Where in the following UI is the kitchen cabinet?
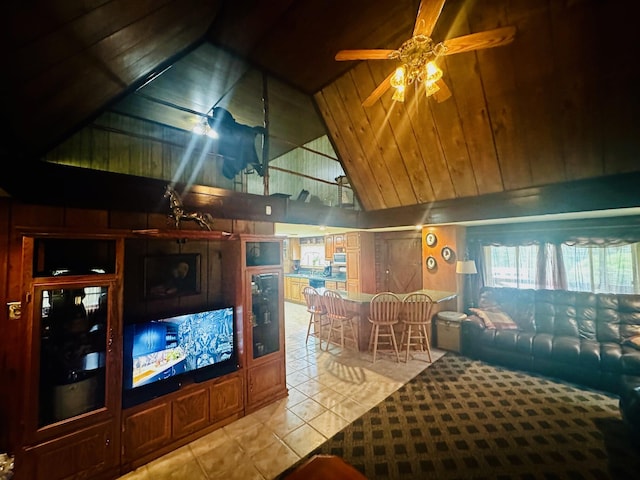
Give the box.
[325,234,346,259]
[325,280,346,292]
[324,234,334,259]
[284,276,309,303]
[345,232,375,294]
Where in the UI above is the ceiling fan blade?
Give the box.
[432,79,451,103]
[440,26,516,56]
[413,0,446,37]
[335,49,395,61]
[362,71,394,107]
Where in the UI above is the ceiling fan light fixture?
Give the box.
[391,66,406,88]
[425,81,440,97]
[392,84,405,102]
[391,65,407,101]
[425,61,442,83]
[335,1,516,107]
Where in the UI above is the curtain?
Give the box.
[536,243,567,290]
[467,241,485,307]
[561,243,638,294]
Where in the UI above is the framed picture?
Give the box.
[144,253,201,299]
[441,246,455,263]
[425,232,437,247]
[426,256,437,271]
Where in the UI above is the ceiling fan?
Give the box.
[335,0,516,107]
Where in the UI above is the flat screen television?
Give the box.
[122,306,238,408]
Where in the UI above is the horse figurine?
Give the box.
[164,185,214,231]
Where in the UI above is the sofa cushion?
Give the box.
[579,340,601,370]
[551,336,580,365]
[532,333,554,358]
[621,352,640,375]
[600,343,623,373]
[470,308,518,330]
[619,295,640,339]
[597,294,621,343]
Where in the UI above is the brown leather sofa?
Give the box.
[460,287,640,403]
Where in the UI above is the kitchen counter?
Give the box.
[314,288,458,351]
[315,289,456,305]
[284,272,346,282]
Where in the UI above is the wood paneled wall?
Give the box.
[422,225,466,309]
[315,0,640,212]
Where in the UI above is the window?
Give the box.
[484,245,538,288]
[483,242,640,294]
[300,244,325,267]
[561,243,639,294]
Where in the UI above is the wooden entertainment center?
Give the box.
[13,227,287,480]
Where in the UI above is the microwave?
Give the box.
[333,252,347,265]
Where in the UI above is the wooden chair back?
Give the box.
[369,292,402,325]
[402,292,434,325]
[323,289,351,320]
[302,286,326,315]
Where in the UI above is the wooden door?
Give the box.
[381,235,422,294]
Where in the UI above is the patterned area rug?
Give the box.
[280,354,640,479]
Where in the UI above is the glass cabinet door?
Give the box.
[36,284,110,427]
[249,272,281,360]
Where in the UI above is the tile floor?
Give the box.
[118,301,445,480]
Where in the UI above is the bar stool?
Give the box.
[367,292,402,363]
[323,289,359,351]
[400,292,434,363]
[302,286,328,348]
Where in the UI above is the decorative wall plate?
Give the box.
[441,246,454,262]
[425,232,437,247]
[426,256,437,271]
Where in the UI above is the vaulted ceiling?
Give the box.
[3,0,640,220]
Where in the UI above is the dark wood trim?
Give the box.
[3,163,639,230]
[362,172,640,228]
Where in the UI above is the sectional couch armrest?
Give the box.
[460,315,485,356]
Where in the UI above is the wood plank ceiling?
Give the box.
[3,0,640,217]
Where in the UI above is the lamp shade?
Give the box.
[456,260,477,274]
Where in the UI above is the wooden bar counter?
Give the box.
[316,288,457,351]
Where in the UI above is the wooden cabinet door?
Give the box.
[284,276,292,300]
[347,279,360,294]
[210,374,244,423]
[346,250,360,282]
[21,420,119,480]
[324,234,334,259]
[291,279,300,302]
[122,401,171,463]
[334,234,346,250]
[172,386,209,439]
[345,233,359,249]
[246,359,286,411]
